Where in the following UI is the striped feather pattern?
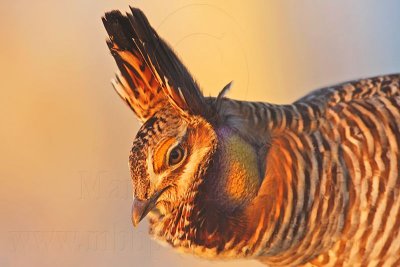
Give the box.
[215,74,400,266]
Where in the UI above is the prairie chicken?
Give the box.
[102,7,400,267]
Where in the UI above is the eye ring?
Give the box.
[168,145,185,166]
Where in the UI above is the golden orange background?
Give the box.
[1,1,400,266]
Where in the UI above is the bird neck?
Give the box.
[167,126,263,258]
[216,98,323,143]
[209,127,261,210]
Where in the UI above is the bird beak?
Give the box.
[131,186,169,227]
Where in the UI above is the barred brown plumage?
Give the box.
[103,7,400,267]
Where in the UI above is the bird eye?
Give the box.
[168,145,185,166]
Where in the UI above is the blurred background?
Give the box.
[1,0,400,266]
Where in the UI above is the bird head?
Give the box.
[129,108,217,226]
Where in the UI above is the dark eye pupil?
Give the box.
[169,146,184,166]
[171,150,179,159]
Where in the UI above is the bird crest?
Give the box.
[102,8,212,123]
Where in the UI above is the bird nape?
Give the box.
[102,6,400,267]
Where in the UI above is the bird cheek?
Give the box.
[155,202,168,215]
[154,186,175,213]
